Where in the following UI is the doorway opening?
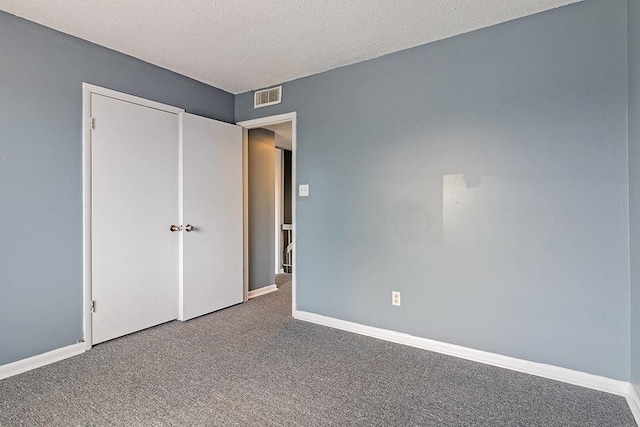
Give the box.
[238,113,297,314]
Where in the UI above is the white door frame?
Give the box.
[237,113,297,314]
[82,83,184,350]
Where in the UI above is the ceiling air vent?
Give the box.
[254,86,282,108]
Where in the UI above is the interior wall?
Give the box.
[283,150,293,225]
[0,11,234,366]
[236,0,630,380]
[248,128,276,291]
[628,0,640,394]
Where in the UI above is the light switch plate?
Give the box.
[299,184,309,197]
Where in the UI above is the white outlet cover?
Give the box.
[392,291,401,306]
[299,184,309,197]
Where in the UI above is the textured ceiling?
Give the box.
[0,0,580,94]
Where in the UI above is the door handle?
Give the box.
[185,224,197,232]
[170,225,182,232]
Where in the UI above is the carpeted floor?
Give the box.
[0,274,636,426]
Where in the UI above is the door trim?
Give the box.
[237,113,298,314]
[82,83,184,350]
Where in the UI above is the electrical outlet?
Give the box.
[299,184,309,197]
[392,291,401,306]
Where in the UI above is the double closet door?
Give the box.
[90,93,243,345]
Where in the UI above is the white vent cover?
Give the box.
[254,86,282,108]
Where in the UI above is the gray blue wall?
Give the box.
[629,0,640,394]
[236,0,630,380]
[0,11,234,365]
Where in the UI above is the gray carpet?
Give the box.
[0,274,635,426]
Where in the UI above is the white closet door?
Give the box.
[91,94,179,344]
[180,113,243,321]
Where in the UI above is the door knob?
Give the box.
[185,224,196,232]
[170,225,182,232]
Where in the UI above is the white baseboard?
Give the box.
[627,383,640,426]
[293,310,630,397]
[0,343,85,381]
[247,284,278,300]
